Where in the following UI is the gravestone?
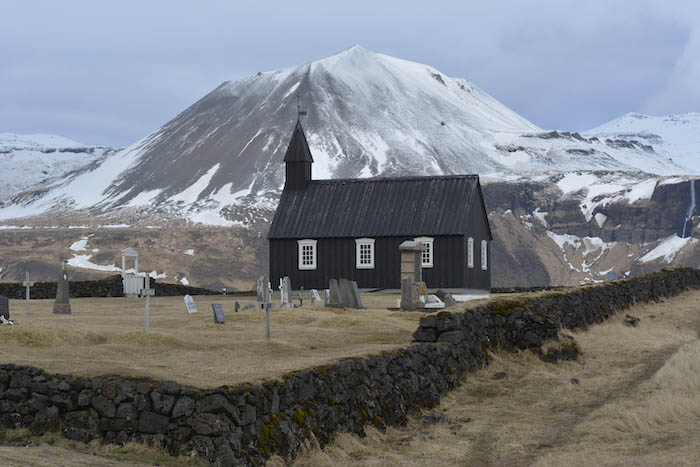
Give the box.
[0,295,9,320]
[242,304,256,311]
[424,294,445,309]
[142,277,155,333]
[338,279,354,307]
[184,295,198,314]
[279,276,292,308]
[311,289,321,304]
[222,287,227,296]
[234,301,240,313]
[23,272,34,313]
[212,304,226,324]
[327,279,342,307]
[53,266,71,314]
[350,281,364,308]
[256,276,266,302]
[345,280,364,309]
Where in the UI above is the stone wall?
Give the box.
[0,275,124,300]
[1,267,699,466]
[415,267,700,349]
[0,275,235,300]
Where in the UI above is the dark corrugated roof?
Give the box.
[283,120,314,163]
[268,175,483,239]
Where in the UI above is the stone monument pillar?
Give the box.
[399,240,423,309]
[53,263,72,314]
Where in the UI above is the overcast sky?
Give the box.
[2,0,699,146]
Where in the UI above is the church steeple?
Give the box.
[283,119,314,190]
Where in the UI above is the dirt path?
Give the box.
[289,290,700,467]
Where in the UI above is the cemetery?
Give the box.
[0,289,429,387]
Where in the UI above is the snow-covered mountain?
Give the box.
[587,112,700,174]
[0,46,685,225]
[0,133,117,204]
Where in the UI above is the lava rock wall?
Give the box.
[0,275,230,300]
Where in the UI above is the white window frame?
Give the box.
[468,237,474,268]
[415,236,434,268]
[481,240,488,270]
[298,239,317,270]
[355,238,375,269]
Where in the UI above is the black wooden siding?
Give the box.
[464,186,492,291]
[270,235,466,290]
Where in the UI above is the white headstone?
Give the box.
[424,294,445,309]
[279,276,292,308]
[184,294,198,314]
[312,289,321,303]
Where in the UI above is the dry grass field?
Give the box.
[288,289,700,467]
[3,290,700,466]
[0,293,421,387]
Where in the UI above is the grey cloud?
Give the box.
[0,0,698,145]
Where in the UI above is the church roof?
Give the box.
[268,175,491,239]
[283,119,314,163]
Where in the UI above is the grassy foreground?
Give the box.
[0,294,420,387]
[287,289,700,467]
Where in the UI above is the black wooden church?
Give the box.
[268,120,492,291]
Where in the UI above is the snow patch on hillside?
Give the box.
[639,235,696,263]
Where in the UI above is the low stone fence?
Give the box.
[1,267,699,466]
[0,275,124,300]
[415,267,700,348]
[0,275,233,300]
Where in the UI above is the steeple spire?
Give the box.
[283,119,313,190]
[283,119,314,163]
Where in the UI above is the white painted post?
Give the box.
[265,303,271,341]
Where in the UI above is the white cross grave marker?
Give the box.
[22,272,35,313]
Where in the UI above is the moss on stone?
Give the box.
[488,297,534,315]
[293,408,306,426]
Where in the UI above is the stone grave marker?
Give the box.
[312,289,321,304]
[401,276,421,309]
[212,304,226,324]
[234,301,240,313]
[23,272,34,313]
[338,279,355,307]
[53,264,71,314]
[279,276,292,308]
[256,276,266,302]
[242,303,255,311]
[184,295,198,314]
[349,280,364,309]
[142,277,155,332]
[327,279,341,307]
[0,295,9,320]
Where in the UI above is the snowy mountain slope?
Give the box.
[0,46,686,226]
[0,133,116,204]
[587,112,700,174]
